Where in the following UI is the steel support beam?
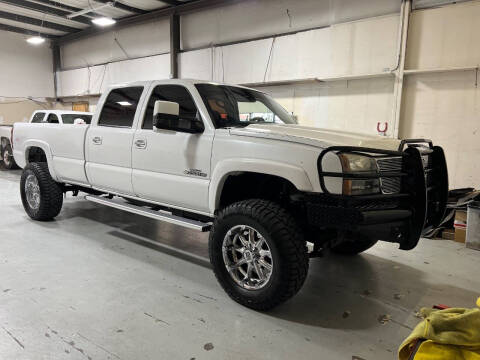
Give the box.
[55,0,239,45]
[0,0,91,25]
[160,0,182,5]
[0,22,57,38]
[92,0,147,14]
[32,0,86,13]
[170,13,180,78]
[391,0,411,139]
[52,43,61,98]
[0,10,79,33]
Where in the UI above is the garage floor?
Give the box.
[1,167,479,360]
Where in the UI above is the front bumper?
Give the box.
[306,139,448,250]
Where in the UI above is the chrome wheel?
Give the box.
[25,174,41,210]
[222,225,273,290]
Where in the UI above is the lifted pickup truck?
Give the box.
[1,110,92,169]
[12,79,448,310]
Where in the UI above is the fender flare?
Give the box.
[209,158,313,213]
[23,140,58,181]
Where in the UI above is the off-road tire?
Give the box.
[20,162,63,221]
[2,144,17,169]
[331,236,378,255]
[209,199,309,310]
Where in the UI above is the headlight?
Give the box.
[338,153,377,172]
[338,153,380,195]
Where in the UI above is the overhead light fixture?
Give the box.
[116,101,132,106]
[26,36,45,45]
[92,17,116,27]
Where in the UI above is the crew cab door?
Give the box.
[132,84,213,213]
[86,86,146,195]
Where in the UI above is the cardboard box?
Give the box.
[442,228,455,241]
[454,210,467,243]
[455,228,466,243]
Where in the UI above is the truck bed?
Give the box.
[13,123,90,184]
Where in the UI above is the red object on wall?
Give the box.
[377,122,388,136]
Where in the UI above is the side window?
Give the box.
[31,112,45,123]
[46,114,59,124]
[142,85,198,130]
[98,87,143,128]
[61,114,92,124]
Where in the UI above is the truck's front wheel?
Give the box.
[20,163,63,221]
[209,199,309,310]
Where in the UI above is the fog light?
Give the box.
[343,179,380,195]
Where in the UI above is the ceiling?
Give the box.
[0,0,195,39]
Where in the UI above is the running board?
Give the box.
[84,195,212,232]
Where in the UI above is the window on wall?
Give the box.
[31,112,45,123]
[142,85,198,130]
[98,87,144,128]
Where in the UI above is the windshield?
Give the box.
[195,84,296,128]
[61,114,92,124]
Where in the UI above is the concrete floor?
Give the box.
[0,166,479,360]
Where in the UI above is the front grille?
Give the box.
[376,157,403,194]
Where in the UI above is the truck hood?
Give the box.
[229,124,401,151]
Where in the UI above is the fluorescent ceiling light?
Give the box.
[92,17,116,26]
[116,101,132,106]
[26,36,45,45]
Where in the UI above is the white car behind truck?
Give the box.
[1,110,92,169]
[12,79,449,310]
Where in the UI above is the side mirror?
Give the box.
[73,118,86,125]
[153,100,180,131]
[153,100,204,134]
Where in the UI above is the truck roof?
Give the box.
[106,78,261,93]
[32,110,93,115]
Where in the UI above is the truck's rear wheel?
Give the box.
[2,144,17,169]
[209,199,309,310]
[331,236,378,255]
[20,163,63,221]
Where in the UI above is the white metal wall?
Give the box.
[260,78,395,133]
[56,54,170,96]
[180,0,400,50]
[0,31,54,98]
[0,31,55,124]
[400,1,480,188]
[400,71,479,188]
[180,15,399,84]
[61,19,170,69]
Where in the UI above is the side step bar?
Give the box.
[85,195,212,232]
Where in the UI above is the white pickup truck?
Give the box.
[29,110,93,125]
[12,79,448,310]
[1,110,92,169]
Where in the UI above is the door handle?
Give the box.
[134,139,146,149]
[92,136,102,145]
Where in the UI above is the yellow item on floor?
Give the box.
[399,298,480,360]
